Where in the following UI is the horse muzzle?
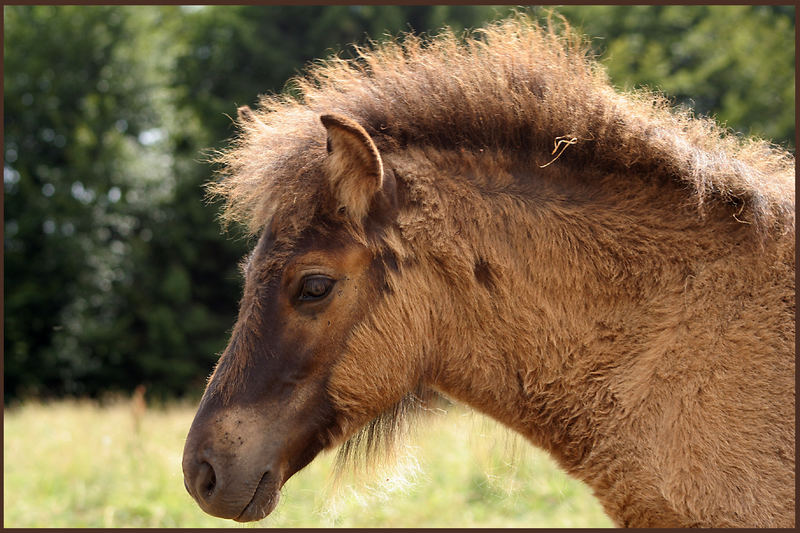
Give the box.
[182,403,288,521]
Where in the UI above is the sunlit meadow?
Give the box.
[4,397,612,527]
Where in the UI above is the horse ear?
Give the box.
[320,113,385,221]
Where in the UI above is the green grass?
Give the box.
[4,398,613,527]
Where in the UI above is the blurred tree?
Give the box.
[4,6,172,398]
[4,5,253,401]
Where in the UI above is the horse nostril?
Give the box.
[197,461,217,498]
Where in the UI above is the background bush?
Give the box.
[4,5,795,402]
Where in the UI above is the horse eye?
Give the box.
[298,275,334,301]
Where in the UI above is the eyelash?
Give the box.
[297,275,335,302]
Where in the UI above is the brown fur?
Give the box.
[188,16,795,527]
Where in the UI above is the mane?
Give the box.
[210,15,794,238]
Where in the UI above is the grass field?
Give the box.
[4,397,613,527]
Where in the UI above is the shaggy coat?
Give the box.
[183,18,795,527]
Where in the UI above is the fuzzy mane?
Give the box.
[210,15,794,239]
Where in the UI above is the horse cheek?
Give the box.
[323,297,420,439]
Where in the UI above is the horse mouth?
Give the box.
[234,470,281,522]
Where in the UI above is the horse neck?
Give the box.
[405,159,768,469]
